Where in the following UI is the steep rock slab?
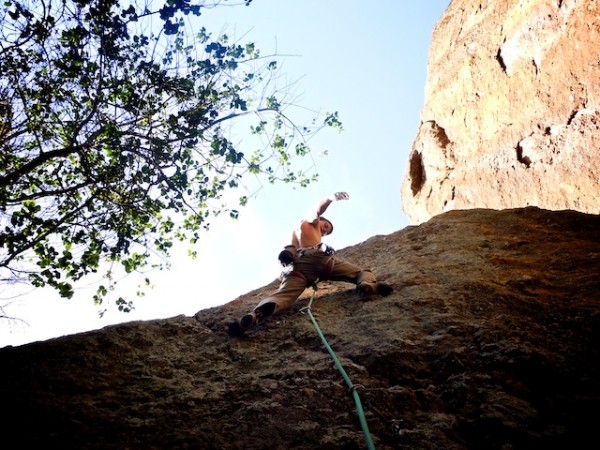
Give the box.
[401,0,600,224]
[0,208,599,449]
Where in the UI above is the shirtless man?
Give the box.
[228,192,393,336]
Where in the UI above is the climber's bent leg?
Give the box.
[327,258,393,296]
[228,274,308,336]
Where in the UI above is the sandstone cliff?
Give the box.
[401,0,600,224]
[1,207,598,449]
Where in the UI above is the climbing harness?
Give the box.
[302,282,376,450]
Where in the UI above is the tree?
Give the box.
[0,0,341,313]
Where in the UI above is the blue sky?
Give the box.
[0,0,450,347]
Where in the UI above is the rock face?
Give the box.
[1,207,599,450]
[401,0,600,224]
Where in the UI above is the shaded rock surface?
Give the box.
[1,207,599,449]
[401,0,600,224]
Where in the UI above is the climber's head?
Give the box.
[320,217,334,236]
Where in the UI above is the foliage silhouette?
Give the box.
[0,0,341,313]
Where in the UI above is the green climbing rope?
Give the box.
[304,284,376,450]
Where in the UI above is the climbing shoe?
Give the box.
[357,282,375,295]
[240,313,256,329]
[228,320,244,337]
[357,281,393,297]
[376,282,393,296]
[227,312,259,337]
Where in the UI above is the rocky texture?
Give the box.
[401,0,600,224]
[1,207,599,449]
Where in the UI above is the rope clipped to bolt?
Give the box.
[302,281,376,450]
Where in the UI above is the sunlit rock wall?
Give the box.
[401,0,600,224]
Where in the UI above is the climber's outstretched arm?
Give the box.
[308,192,349,223]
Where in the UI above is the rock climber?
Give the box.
[228,191,393,337]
